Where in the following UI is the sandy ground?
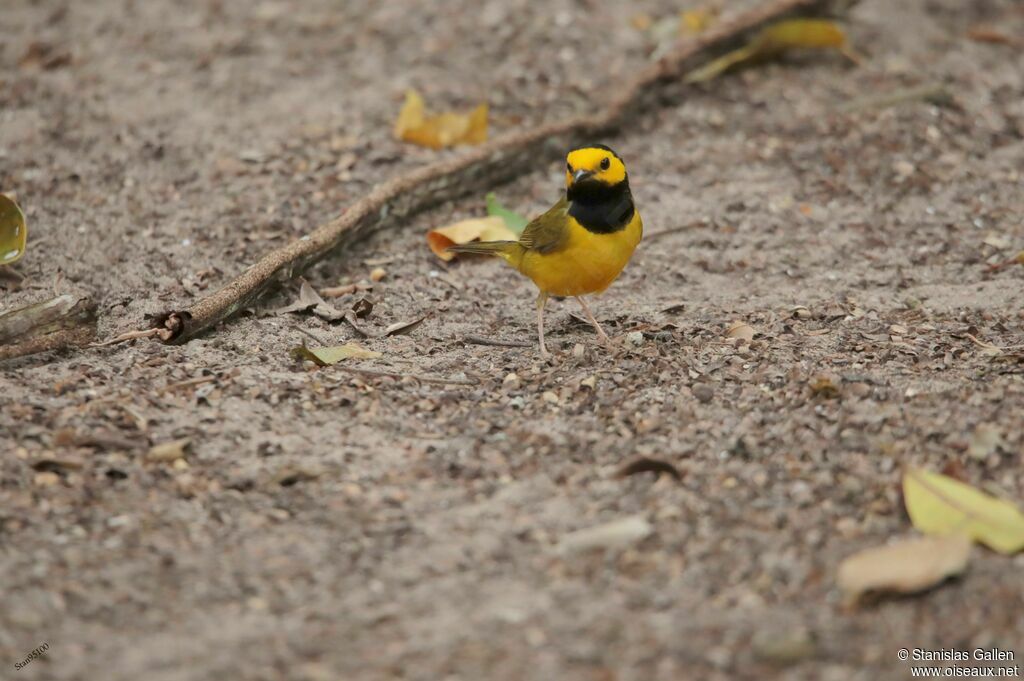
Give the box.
[2,0,1024,679]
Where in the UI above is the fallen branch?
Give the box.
[123,0,851,346]
[0,294,97,362]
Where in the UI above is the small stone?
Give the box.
[580,375,597,390]
[893,160,915,179]
[753,626,816,664]
[572,343,585,358]
[692,384,714,403]
[369,267,387,282]
[968,424,1002,460]
[503,372,521,389]
[34,471,60,487]
[541,390,559,404]
[626,331,645,347]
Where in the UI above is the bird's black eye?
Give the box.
[567,162,573,173]
[600,157,610,171]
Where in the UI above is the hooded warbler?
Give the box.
[449,144,642,357]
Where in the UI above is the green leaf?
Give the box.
[903,469,1024,554]
[485,192,529,236]
[291,343,382,366]
[0,194,27,265]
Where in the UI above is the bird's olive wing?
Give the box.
[519,197,569,255]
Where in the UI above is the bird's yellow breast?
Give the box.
[518,211,642,297]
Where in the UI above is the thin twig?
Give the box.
[643,220,708,243]
[462,335,532,348]
[92,327,161,347]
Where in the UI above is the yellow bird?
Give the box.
[449,144,642,357]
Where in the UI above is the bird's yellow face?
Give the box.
[565,146,627,189]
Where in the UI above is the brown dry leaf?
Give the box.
[725,320,755,341]
[427,216,516,261]
[837,534,971,605]
[384,316,426,337]
[809,375,840,398]
[615,456,682,482]
[147,438,191,463]
[904,469,1024,554]
[276,279,345,321]
[291,343,382,366]
[686,19,856,84]
[394,89,488,149]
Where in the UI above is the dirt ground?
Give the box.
[2,0,1024,679]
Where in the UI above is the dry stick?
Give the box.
[461,335,532,348]
[0,295,97,362]
[128,0,846,346]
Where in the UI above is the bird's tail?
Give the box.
[446,240,519,259]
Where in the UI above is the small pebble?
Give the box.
[692,384,714,403]
[626,331,645,347]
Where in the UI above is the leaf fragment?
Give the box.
[426,216,516,261]
[837,534,971,605]
[394,89,488,149]
[485,193,529,236]
[725,320,755,341]
[0,194,27,265]
[291,343,382,366]
[383,316,426,337]
[147,438,192,463]
[275,279,346,321]
[903,469,1024,554]
[680,7,717,35]
[558,515,653,554]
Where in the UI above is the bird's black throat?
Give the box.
[567,179,634,234]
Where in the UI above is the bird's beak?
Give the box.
[572,169,593,184]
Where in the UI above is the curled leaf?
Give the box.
[427,216,516,261]
[686,19,856,84]
[0,194,27,265]
[394,89,488,149]
[275,279,346,321]
[725,320,755,341]
[615,456,682,482]
[837,534,971,605]
[291,343,382,366]
[903,469,1024,554]
[485,193,529,236]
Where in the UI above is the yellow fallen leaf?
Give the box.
[680,7,717,35]
[291,343,382,367]
[837,534,971,605]
[903,469,1024,554]
[394,89,488,149]
[427,216,516,262]
[685,19,856,84]
[0,194,27,265]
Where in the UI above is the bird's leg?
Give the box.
[536,291,550,358]
[575,296,611,345]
